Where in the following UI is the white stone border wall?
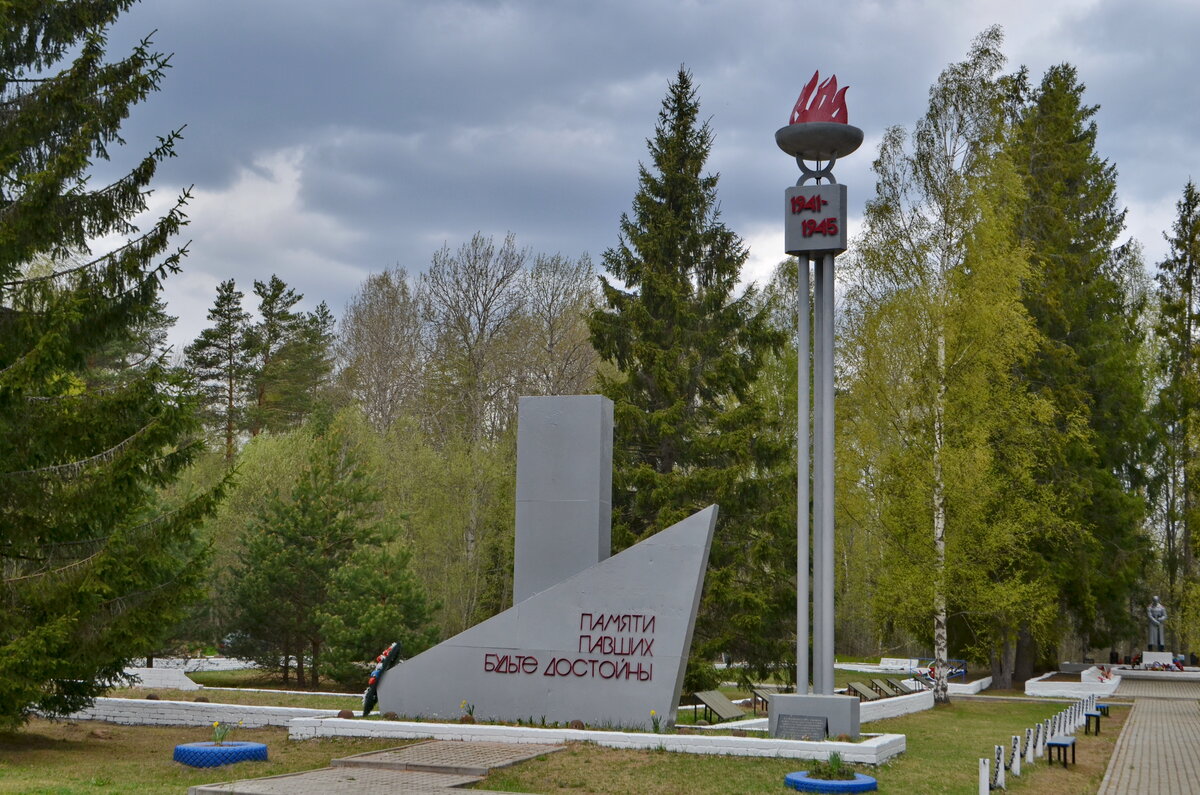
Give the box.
[948,676,992,695]
[124,667,201,690]
[64,697,339,728]
[1024,671,1121,699]
[288,717,906,765]
[860,689,934,721]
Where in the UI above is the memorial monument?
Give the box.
[769,71,864,740]
[1147,595,1167,653]
[377,395,716,730]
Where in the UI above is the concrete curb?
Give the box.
[288,717,906,764]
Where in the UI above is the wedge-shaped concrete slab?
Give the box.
[377,505,718,730]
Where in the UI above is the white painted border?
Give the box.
[288,717,906,765]
[1024,671,1120,699]
[861,689,934,721]
[949,676,992,695]
[64,697,340,727]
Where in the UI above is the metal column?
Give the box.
[796,254,810,695]
[815,252,836,694]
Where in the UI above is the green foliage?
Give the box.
[589,67,790,681]
[317,539,440,688]
[840,27,1072,692]
[1006,62,1152,653]
[0,0,220,727]
[1153,179,1200,647]
[184,279,251,462]
[225,409,429,689]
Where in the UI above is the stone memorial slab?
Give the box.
[775,714,828,741]
[377,505,717,730]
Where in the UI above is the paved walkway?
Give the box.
[188,739,563,794]
[1097,693,1200,794]
[1114,677,1200,700]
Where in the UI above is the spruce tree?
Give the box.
[1154,179,1200,637]
[588,68,787,683]
[1007,64,1152,662]
[184,279,251,462]
[0,0,219,726]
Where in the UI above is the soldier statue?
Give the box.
[1148,595,1167,653]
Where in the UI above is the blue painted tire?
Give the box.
[784,771,878,793]
[173,741,268,768]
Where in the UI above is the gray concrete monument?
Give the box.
[513,395,613,603]
[376,504,717,729]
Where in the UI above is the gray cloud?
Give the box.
[90,0,1199,348]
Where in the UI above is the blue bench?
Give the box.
[1096,702,1110,717]
[1046,735,1076,767]
[1085,710,1102,734]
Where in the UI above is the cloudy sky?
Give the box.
[95,0,1198,350]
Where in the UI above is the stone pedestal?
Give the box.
[768,693,860,740]
[1143,651,1175,666]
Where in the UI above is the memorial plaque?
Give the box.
[775,713,828,741]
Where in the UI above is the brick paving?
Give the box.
[188,739,563,794]
[1097,694,1200,794]
[1114,677,1200,700]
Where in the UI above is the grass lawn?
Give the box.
[0,720,412,795]
[483,698,1130,794]
[0,698,1128,794]
[107,686,362,711]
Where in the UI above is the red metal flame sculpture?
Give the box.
[789,71,849,125]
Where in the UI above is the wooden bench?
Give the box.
[692,690,746,724]
[1045,735,1075,767]
[1085,710,1102,735]
[846,682,881,702]
[870,678,903,697]
[751,686,781,715]
[887,677,918,693]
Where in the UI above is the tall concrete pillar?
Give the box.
[513,395,613,604]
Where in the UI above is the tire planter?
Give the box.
[784,771,878,793]
[173,741,268,768]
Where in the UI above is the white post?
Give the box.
[993,745,1006,790]
[1010,735,1022,777]
[979,758,990,795]
[1024,727,1034,764]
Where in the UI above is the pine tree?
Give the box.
[243,275,332,435]
[588,67,788,684]
[227,412,383,689]
[184,279,251,462]
[1006,64,1152,664]
[244,274,302,435]
[0,1,219,726]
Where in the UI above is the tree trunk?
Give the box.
[932,329,950,705]
[295,646,307,689]
[310,639,321,690]
[1013,626,1036,686]
[990,638,1016,690]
